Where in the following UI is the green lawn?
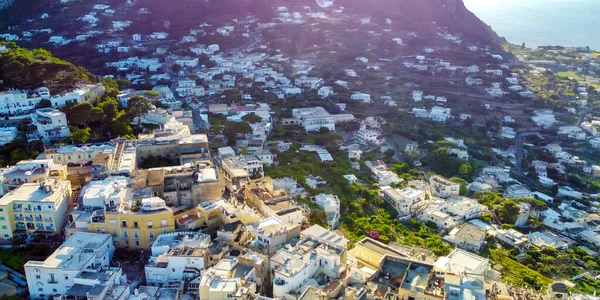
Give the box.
[556,71,583,81]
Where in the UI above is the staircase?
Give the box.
[110,141,125,172]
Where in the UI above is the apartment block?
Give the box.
[24,232,117,300]
[0,179,72,240]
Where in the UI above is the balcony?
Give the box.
[44,217,53,223]
[13,216,23,221]
[35,216,43,222]
[25,216,33,221]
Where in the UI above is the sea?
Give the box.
[463,0,600,51]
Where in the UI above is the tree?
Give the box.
[171,63,182,73]
[450,177,469,196]
[69,103,104,127]
[98,97,119,121]
[223,89,242,103]
[223,122,252,146]
[142,91,161,103]
[241,114,263,124]
[126,96,153,129]
[318,127,331,134]
[9,148,33,165]
[69,128,91,144]
[35,99,52,109]
[497,200,521,225]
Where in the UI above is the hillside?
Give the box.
[0,0,501,45]
[0,42,96,91]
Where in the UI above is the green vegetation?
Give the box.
[0,139,44,166]
[491,249,553,290]
[556,71,583,81]
[0,244,57,272]
[126,96,154,129]
[479,192,547,225]
[0,42,95,90]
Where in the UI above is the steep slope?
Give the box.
[341,0,501,45]
[0,42,96,90]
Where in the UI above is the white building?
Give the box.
[176,79,205,97]
[175,57,199,68]
[0,90,35,115]
[149,32,168,40]
[443,197,487,221]
[531,110,556,128]
[79,176,132,209]
[25,232,116,299]
[28,108,70,143]
[449,148,469,162]
[418,209,458,230]
[294,76,323,89]
[317,86,334,99]
[44,144,114,165]
[444,223,486,252]
[503,184,534,199]
[430,175,460,198]
[412,90,423,102]
[381,186,426,217]
[271,227,346,298]
[289,107,335,132]
[0,127,18,145]
[145,232,212,287]
[313,194,341,229]
[350,93,371,103]
[428,106,452,123]
[365,160,402,186]
[496,228,530,251]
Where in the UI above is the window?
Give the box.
[134,232,139,240]
[133,222,139,228]
[161,219,167,227]
[57,157,61,160]
[64,275,68,280]
[110,220,116,224]
[149,232,155,240]
[2,226,7,230]
[135,241,139,247]
[148,150,152,154]
[123,232,128,238]
[68,156,71,160]
[77,155,81,159]
[36,275,40,279]
[88,154,91,158]
[0,217,4,220]
[122,220,127,228]
[147,221,153,229]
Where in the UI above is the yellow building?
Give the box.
[68,197,175,249]
[0,179,72,240]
